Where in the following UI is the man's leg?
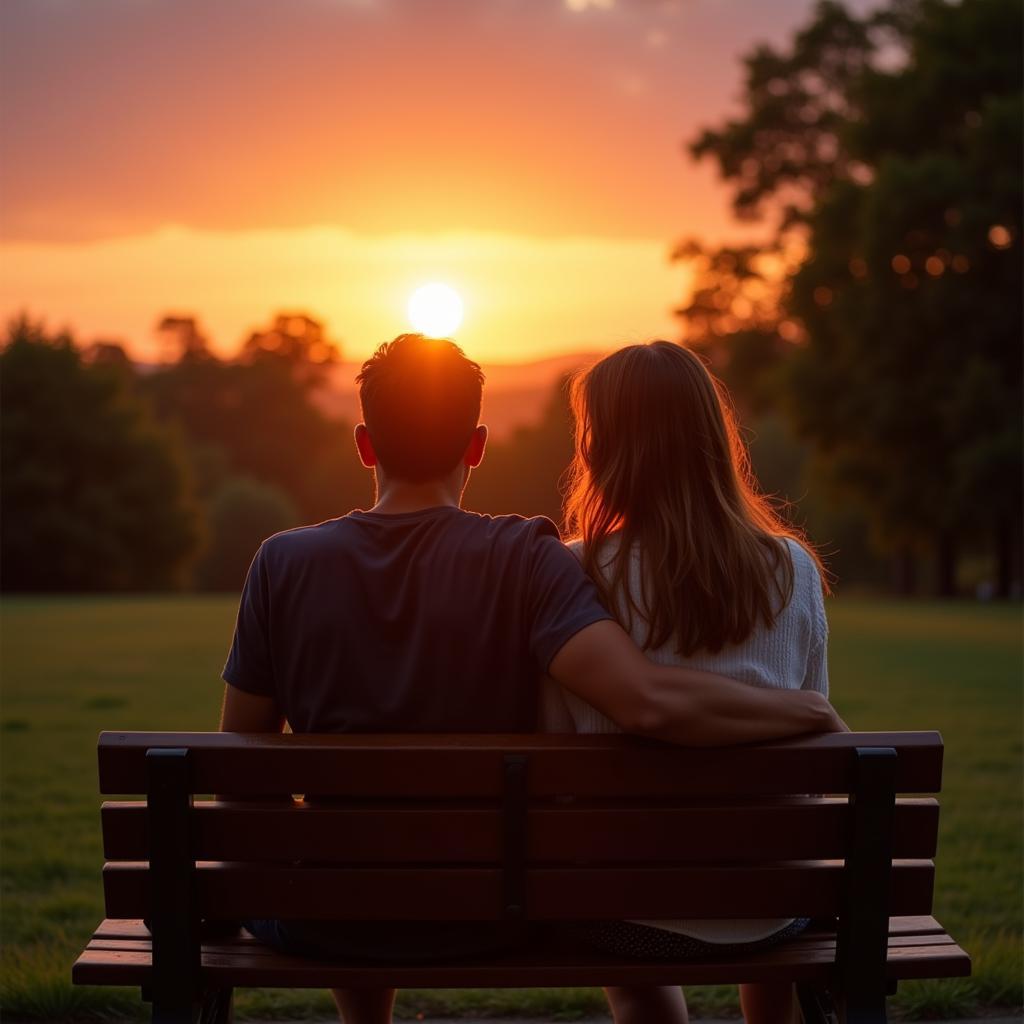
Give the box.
[739,982,797,1024]
[603,985,689,1024]
[329,987,396,1024]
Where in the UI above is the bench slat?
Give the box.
[71,930,970,989]
[884,915,947,935]
[89,914,950,941]
[102,860,935,920]
[97,732,944,797]
[100,797,940,863]
[81,930,963,959]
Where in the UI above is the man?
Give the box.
[220,334,844,1024]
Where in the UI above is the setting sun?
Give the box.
[407,282,464,337]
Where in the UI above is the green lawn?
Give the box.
[1,596,1020,1020]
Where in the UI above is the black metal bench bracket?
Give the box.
[834,746,898,1024]
[147,747,201,1024]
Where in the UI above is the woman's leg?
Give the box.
[603,985,689,1024]
[329,987,396,1024]
[739,982,796,1024]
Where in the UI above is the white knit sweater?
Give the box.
[540,535,830,943]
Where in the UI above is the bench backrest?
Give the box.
[97,730,942,924]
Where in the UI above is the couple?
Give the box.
[220,333,842,1024]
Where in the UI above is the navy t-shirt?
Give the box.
[222,506,611,733]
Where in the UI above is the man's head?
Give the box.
[355,333,486,485]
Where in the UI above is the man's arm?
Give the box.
[199,684,286,931]
[216,683,286,808]
[219,682,286,733]
[549,620,846,746]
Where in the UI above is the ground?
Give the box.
[0,596,1020,1020]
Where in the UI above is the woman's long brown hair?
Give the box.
[564,341,827,655]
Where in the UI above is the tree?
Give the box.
[0,316,199,590]
[143,317,367,524]
[156,315,212,363]
[241,312,340,389]
[194,477,298,591]
[690,0,887,236]
[672,240,799,417]
[691,0,1022,595]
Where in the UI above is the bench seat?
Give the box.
[73,916,969,990]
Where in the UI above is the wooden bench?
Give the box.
[72,730,969,1024]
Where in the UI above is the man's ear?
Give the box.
[354,423,377,468]
[464,424,488,468]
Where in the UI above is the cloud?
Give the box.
[613,70,650,97]
[565,0,615,12]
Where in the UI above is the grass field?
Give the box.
[1,596,1021,1020]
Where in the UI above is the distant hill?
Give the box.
[315,350,602,440]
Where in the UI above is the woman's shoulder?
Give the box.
[776,535,827,622]
[779,535,816,576]
[565,534,624,566]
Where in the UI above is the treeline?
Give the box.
[0,313,369,592]
[0,311,599,593]
[0,301,1017,596]
[0,310,581,593]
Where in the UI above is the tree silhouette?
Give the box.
[0,315,198,590]
[143,314,367,525]
[690,0,1022,595]
[672,240,796,417]
[194,476,299,591]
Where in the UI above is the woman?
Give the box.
[543,341,831,1024]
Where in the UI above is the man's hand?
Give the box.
[830,709,852,732]
[549,620,844,746]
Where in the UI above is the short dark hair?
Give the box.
[357,334,484,483]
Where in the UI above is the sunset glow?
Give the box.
[0,0,827,364]
[0,227,681,363]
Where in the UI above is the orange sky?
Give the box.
[0,0,868,363]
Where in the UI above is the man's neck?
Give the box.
[369,477,464,515]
